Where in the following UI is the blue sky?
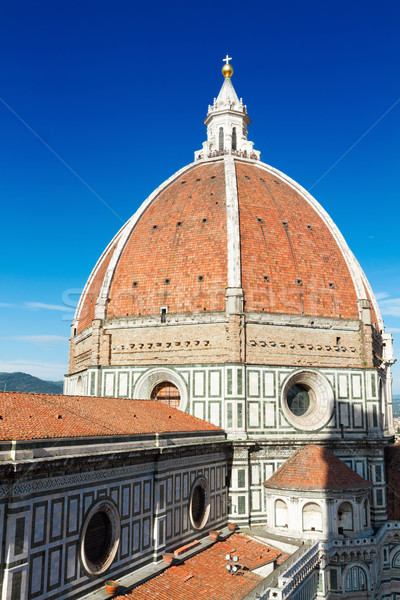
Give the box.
[0,1,399,391]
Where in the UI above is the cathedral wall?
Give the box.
[0,444,229,600]
[321,524,400,599]
[68,332,93,374]
[105,320,236,366]
[245,322,365,369]
[64,361,388,531]
[385,445,400,521]
[66,363,382,441]
[68,313,378,375]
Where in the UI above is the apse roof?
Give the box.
[0,392,222,441]
[263,444,373,491]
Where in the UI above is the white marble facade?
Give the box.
[0,435,228,600]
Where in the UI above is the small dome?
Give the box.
[263,445,373,491]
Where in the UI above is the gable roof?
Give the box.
[263,444,372,491]
[0,392,222,441]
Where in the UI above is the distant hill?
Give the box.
[0,372,63,394]
[393,395,400,418]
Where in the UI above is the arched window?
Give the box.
[151,381,180,408]
[338,502,354,532]
[219,127,224,150]
[76,375,83,395]
[302,502,323,532]
[363,499,369,528]
[392,550,400,568]
[275,499,288,528]
[232,127,237,151]
[345,566,367,591]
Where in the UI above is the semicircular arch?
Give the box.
[133,368,188,412]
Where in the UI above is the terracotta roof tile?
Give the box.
[263,444,372,491]
[77,241,117,334]
[76,158,368,332]
[107,161,227,319]
[116,534,286,600]
[0,392,222,441]
[236,162,359,319]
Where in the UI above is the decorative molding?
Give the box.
[224,155,242,289]
[1,463,155,498]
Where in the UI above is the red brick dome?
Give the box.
[74,157,381,334]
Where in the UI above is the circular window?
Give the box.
[287,383,312,416]
[281,370,333,431]
[151,381,180,408]
[189,477,210,530]
[80,500,120,575]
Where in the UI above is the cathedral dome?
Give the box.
[74,155,381,334]
[72,57,382,338]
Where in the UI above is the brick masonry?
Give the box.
[107,161,228,318]
[236,162,359,319]
[69,315,379,374]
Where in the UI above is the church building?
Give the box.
[1,57,400,600]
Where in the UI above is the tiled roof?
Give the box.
[0,392,222,441]
[264,444,372,491]
[236,162,358,319]
[75,157,377,334]
[107,161,228,318]
[76,240,118,334]
[116,534,286,600]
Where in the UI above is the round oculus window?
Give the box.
[281,370,333,431]
[287,383,311,416]
[80,500,120,575]
[189,477,210,530]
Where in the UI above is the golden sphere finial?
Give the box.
[222,54,233,78]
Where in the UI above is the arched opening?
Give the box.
[133,368,188,412]
[219,127,224,150]
[379,378,386,430]
[345,566,367,592]
[151,381,180,408]
[393,550,400,568]
[302,502,323,532]
[76,375,83,395]
[275,499,288,528]
[363,499,369,528]
[232,127,237,151]
[338,501,354,532]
